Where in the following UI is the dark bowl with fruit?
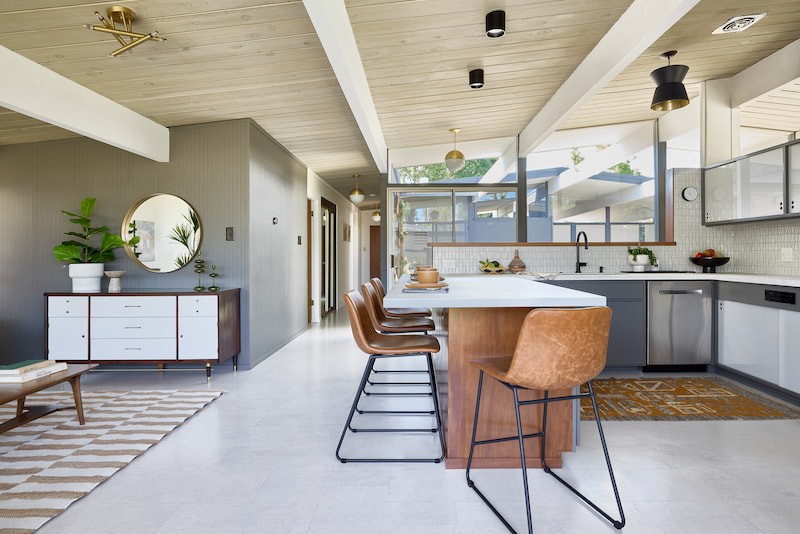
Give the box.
[690,255,730,273]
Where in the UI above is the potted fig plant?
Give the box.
[53,197,138,293]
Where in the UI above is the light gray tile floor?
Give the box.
[34,311,800,533]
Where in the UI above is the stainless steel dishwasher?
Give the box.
[647,281,714,365]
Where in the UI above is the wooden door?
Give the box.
[369,226,380,280]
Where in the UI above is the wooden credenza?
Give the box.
[45,289,240,379]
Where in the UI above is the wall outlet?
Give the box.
[781,247,793,262]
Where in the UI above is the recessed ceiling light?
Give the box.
[711,13,766,35]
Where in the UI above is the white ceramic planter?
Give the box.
[627,254,650,272]
[69,263,105,293]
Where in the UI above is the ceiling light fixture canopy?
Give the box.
[469,69,484,89]
[485,10,506,38]
[349,174,365,204]
[650,50,690,112]
[85,6,166,57]
[445,128,465,173]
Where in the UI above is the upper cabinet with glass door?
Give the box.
[704,146,787,224]
[789,144,800,214]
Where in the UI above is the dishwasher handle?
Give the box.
[658,289,703,295]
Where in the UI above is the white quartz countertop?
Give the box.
[384,275,606,308]
[517,272,800,288]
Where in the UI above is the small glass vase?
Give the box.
[508,249,526,274]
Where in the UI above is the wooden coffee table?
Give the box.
[0,363,97,433]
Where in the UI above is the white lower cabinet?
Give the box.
[779,309,800,394]
[179,317,219,359]
[718,300,779,383]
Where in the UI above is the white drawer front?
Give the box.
[178,295,218,317]
[91,296,175,318]
[48,296,89,318]
[91,338,176,360]
[90,317,175,339]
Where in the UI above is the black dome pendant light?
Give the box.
[650,50,690,111]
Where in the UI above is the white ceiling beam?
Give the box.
[731,38,800,108]
[0,44,169,162]
[553,180,654,220]
[303,0,387,173]
[549,122,654,195]
[479,139,518,184]
[656,98,700,142]
[517,0,700,157]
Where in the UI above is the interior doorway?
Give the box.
[320,197,337,318]
[369,225,380,280]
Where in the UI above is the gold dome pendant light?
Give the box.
[445,128,466,173]
[349,174,365,204]
[85,6,166,57]
[371,201,381,222]
[650,50,690,111]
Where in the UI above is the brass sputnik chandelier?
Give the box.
[85,6,166,57]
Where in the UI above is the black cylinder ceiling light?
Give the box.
[485,10,505,38]
[650,50,690,111]
[469,68,484,89]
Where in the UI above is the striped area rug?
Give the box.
[0,389,222,533]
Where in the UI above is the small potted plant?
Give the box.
[53,197,138,293]
[627,246,656,272]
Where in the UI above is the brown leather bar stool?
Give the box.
[361,282,434,334]
[370,277,432,318]
[465,307,624,533]
[336,290,445,463]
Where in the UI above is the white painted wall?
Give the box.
[307,169,359,323]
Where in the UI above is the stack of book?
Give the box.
[0,359,68,384]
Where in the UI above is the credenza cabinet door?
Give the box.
[178,317,219,360]
[48,318,89,360]
[47,296,89,360]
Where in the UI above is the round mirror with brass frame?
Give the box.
[121,194,203,273]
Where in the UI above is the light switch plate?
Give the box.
[781,247,793,262]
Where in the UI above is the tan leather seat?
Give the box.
[344,291,439,355]
[472,307,610,391]
[370,278,432,318]
[466,306,624,533]
[337,290,445,463]
[361,282,435,333]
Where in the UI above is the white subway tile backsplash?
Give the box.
[431,168,800,276]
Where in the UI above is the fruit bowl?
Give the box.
[689,256,730,273]
[480,266,507,274]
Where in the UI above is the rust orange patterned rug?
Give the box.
[579,377,800,421]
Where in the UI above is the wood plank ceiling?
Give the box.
[2,1,800,202]
[0,0,381,197]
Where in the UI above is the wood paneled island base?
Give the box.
[444,307,572,469]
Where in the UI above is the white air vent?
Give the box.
[712,13,766,35]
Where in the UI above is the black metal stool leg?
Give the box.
[336,355,376,463]
[588,381,625,529]
[426,352,445,462]
[512,387,534,534]
[540,390,550,473]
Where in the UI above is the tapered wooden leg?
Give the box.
[68,375,86,425]
[16,397,25,417]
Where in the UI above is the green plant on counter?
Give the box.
[627,246,656,266]
[53,197,139,264]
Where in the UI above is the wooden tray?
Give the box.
[405,282,448,289]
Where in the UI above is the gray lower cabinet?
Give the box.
[546,281,646,367]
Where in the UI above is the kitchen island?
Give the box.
[384,275,605,468]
